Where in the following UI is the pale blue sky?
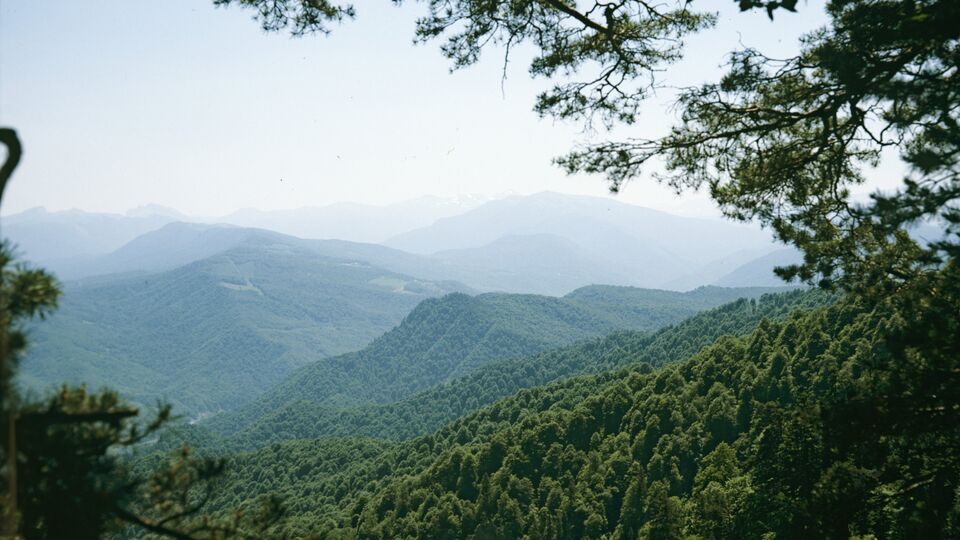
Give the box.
[1,0,847,217]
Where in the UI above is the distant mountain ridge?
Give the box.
[1,207,178,263]
[1,195,488,270]
[386,191,770,258]
[51,222,293,281]
[384,192,788,291]
[6,193,801,294]
[219,195,491,243]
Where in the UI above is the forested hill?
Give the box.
[199,287,956,539]
[203,285,788,437]
[210,289,827,451]
[18,238,468,415]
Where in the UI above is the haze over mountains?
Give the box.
[386,192,788,291]
[2,206,180,262]
[220,195,491,243]
[3,192,796,293]
[386,192,767,260]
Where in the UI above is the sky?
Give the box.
[0,0,876,218]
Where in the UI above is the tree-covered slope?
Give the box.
[216,289,823,450]
[203,285,787,437]
[195,279,958,539]
[18,237,467,415]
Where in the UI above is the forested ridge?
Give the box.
[159,288,823,453]
[201,285,781,439]
[194,269,958,538]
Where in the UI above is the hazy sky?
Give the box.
[0,0,864,218]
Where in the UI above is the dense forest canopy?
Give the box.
[200,283,958,538]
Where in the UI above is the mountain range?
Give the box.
[7,191,804,420]
[4,192,799,294]
[16,208,791,418]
